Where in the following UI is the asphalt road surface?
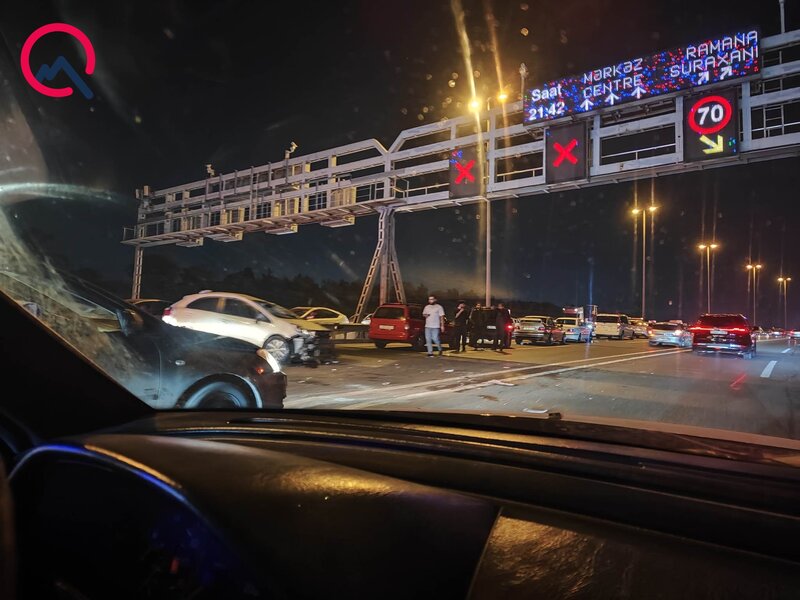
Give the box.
[284,337,800,440]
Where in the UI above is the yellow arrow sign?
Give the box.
[699,134,724,154]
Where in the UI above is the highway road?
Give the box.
[284,337,800,440]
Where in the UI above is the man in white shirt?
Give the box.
[422,295,445,357]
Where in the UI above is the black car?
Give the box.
[1,271,286,409]
[690,313,757,359]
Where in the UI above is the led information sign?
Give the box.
[545,122,588,184]
[524,28,759,123]
[449,146,484,199]
[683,88,739,162]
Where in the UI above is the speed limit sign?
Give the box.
[683,89,739,162]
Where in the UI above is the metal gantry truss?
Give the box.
[124,29,800,318]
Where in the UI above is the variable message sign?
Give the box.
[524,29,759,123]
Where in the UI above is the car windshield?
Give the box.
[697,315,748,328]
[254,300,301,320]
[1,1,799,456]
[595,315,621,323]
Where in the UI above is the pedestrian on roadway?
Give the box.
[422,294,446,357]
[452,301,469,353]
[468,302,483,350]
[493,302,513,352]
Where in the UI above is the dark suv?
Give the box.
[369,303,455,349]
[690,313,756,359]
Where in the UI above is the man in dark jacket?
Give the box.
[493,302,513,351]
[451,301,469,352]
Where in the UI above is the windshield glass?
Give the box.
[255,300,301,320]
[1,1,799,452]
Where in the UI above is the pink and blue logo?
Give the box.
[21,23,95,99]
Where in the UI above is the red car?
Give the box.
[369,303,455,350]
[690,313,757,359]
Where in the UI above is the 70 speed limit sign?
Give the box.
[683,89,739,162]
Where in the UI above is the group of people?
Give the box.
[421,295,514,357]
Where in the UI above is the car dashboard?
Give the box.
[9,411,800,599]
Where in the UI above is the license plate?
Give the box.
[379,325,394,330]
[711,329,727,335]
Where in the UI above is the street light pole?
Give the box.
[632,205,657,319]
[698,243,719,312]
[778,276,792,330]
[469,92,509,307]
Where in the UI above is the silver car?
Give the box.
[648,322,692,347]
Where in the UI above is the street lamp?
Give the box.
[467,92,508,306]
[746,263,763,325]
[698,243,719,313]
[632,205,658,319]
[778,276,792,330]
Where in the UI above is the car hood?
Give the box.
[164,324,259,352]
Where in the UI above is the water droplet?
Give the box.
[422,106,429,113]
[451,72,459,79]
[448,79,456,88]
[134,114,142,124]
[417,113,425,121]
[473,69,481,78]
[520,2,529,9]
[520,27,529,36]
[425,73,433,80]
[400,107,408,115]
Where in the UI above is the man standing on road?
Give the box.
[452,301,469,353]
[468,302,483,350]
[422,295,445,357]
[493,302,512,352]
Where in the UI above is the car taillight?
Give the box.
[689,326,710,332]
[647,328,653,335]
[727,327,749,333]
[162,307,172,317]
[506,324,514,331]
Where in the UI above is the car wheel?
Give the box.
[515,338,522,345]
[546,334,553,346]
[560,335,567,345]
[264,336,291,364]
[374,340,387,349]
[412,335,426,351]
[183,380,253,409]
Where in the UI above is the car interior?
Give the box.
[3,281,800,599]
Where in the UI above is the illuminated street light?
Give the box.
[468,98,482,112]
[746,263,763,325]
[778,276,792,330]
[698,242,719,312]
[633,205,658,318]
[497,91,509,103]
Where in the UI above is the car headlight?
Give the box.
[256,348,282,373]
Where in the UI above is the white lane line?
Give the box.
[286,347,684,407]
[346,348,689,407]
[782,347,792,354]
[760,360,778,378]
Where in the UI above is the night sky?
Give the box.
[1,0,798,325]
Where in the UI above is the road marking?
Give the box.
[346,348,689,407]
[760,360,778,378]
[782,347,792,354]
[286,347,686,408]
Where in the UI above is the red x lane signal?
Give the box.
[454,159,475,184]
[545,122,587,184]
[449,146,483,199]
[552,139,578,167]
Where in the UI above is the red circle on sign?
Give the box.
[687,95,732,135]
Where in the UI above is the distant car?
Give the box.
[351,313,373,325]
[292,306,350,325]
[368,303,455,350]
[593,313,635,339]
[791,328,800,340]
[1,271,286,409]
[690,313,756,359]
[164,291,333,364]
[629,317,649,338]
[127,298,172,317]
[647,322,692,347]
[515,315,566,345]
[769,327,786,338]
[555,316,591,342]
